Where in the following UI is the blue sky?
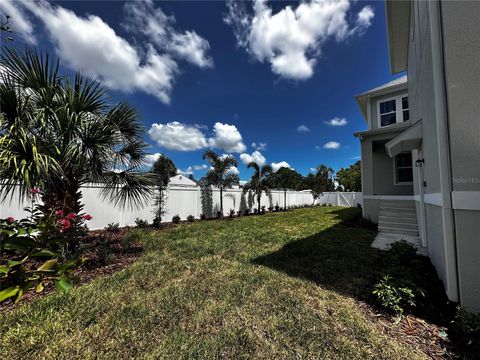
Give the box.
[2,0,403,181]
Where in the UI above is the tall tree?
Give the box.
[243,162,272,213]
[151,155,177,226]
[336,161,361,191]
[304,165,335,204]
[0,49,153,213]
[269,167,303,209]
[202,150,239,216]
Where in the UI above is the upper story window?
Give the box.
[377,94,409,127]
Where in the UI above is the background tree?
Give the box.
[243,162,272,213]
[202,151,239,216]
[304,165,335,204]
[0,49,153,214]
[151,155,177,227]
[336,161,361,191]
[268,167,303,209]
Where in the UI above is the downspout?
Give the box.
[428,0,459,302]
[416,151,427,247]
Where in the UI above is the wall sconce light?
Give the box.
[415,158,425,167]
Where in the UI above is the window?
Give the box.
[377,94,409,127]
[395,153,413,184]
[379,99,397,126]
[402,96,409,121]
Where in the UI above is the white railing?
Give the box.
[0,185,362,230]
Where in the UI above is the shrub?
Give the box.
[0,205,87,303]
[228,209,235,218]
[106,222,120,232]
[97,236,114,265]
[172,215,181,224]
[187,215,195,223]
[387,240,418,264]
[236,210,242,217]
[372,275,417,315]
[450,306,480,355]
[244,209,250,216]
[268,206,273,212]
[200,214,206,220]
[253,208,258,215]
[216,211,222,219]
[261,206,266,214]
[121,231,137,253]
[274,205,280,212]
[135,218,149,228]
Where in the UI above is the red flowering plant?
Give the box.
[0,191,92,304]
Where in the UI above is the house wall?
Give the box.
[441,1,480,313]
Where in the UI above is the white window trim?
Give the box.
[393,152,414,186]
[377,93,409,128]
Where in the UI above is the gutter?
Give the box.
[428,1,460,303]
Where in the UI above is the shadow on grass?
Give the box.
[252,208,454,326]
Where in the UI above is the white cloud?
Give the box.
[193,164,208,171]
[10,0,212,103]
[123,1,213,68]
[324,117,348,126]
[177,166,194,176]
[240,150,266,166]
[310,167,317,172]
[297,125,310,132]
[252,142,267,151]
[225,0,375,80]
[1,0,36,44]
[228,166,240,175]
[271,161,291,172]
[144,153,162,167]
[323,141,341,149]
[148,121,246,153]
[208,122,246,153]
[149,122,208,151]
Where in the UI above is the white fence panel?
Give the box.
[0,184,362,230]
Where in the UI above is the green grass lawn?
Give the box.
[0,207,430,359]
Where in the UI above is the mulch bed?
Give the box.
[359,301,459,359]
[0,227,143,311]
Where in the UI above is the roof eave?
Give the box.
[385,0,411,74]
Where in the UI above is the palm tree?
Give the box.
[202,150,239,216]
[0,49,153,214]
[269,167,302,209]
[151,155,177,226]
[243,162,272,213]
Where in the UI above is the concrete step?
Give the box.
[378,226,419,236]
[380,206,417,213]
[378,221,419,231]
[379,215,418,225]
[381,201,416,207]
[372,232,426,255]
[380,211,418,219]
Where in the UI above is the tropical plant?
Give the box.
[172,215,181,224]
[0,203,89,303]
[134,218,149,228]
[202,151,239,217]
[0,48,153,217]
[106,223,120,232]
[243,162,272,214]
[186,215,195,223]
[336,160,361,192]
[304,165,335,205]
[151,155,177,227]
[268,167,303,209]
[372,275,416,315]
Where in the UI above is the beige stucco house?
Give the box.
[355,0,480,312]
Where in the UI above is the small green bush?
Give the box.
[187,215,195,223]
[372,275,417,315]
[387,240,418,264]
[106,222,120,232]
[228,209,235,218]
[172,215,181,224]
[97,236,114,265]
[121,232,137,253]
[451,306,480,354]
[200,213,206,220]
[134,218,149,228]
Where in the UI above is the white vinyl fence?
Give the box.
[0,185,362,230]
